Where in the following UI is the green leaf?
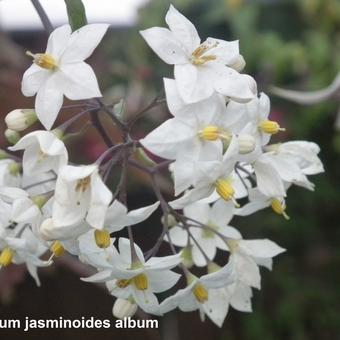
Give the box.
[64,0,88,32]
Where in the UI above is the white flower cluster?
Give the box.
[0,5,324,327]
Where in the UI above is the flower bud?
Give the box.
[5,129,20,145]
[237,134,256,154]
[5,109,37,131]
[113,298,138,319]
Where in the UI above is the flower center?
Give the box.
[192,283,208,303]
[0,247,14,267]
[50,241,65,257]
[75,176,91,192]
[190,41,218,65]
[270,198,290,220]
[94,229,111,248]
[198,126,231,141]
[26,51,57,70]
[116,273,149,291]
[258,120,285,134]
[132,273,148,290]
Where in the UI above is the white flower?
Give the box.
[9,130,68,176]
[236,187,289,220]
[167,200,240,266]
[160,263,235,327]
[81,200,159,249]
[0,227,49,285]
[52,164,112,229]
[140,5,256,104]
[170,136,239,208]
[22,24,109,130]
[82,238,181,314]
[226,237,285,289]
[265,141,324,175]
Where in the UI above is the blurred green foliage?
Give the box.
[99,0,340,338]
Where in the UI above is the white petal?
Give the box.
[204,63,257,102]
[239,239,286,258]
[61,24,109,62]
[169,185,213,209]
[140,27,188,65]
[22,64,50,97]
[166,226,188,247]
[140,118,196,160]
[145,253,181,270]
[59,62,102,100]
[46,25,72,57]
[228,282,253,312]
[184,202,210,224]
[132,288,160,315]
[175,63,214,103]
[165,5,200,54]
[35,72,64,130]
[232,253,261,289]
[253,159,286,198]
[211,200,234,226]
[203,288,229,327]
[201,261,235,288]
[148,269,181,293]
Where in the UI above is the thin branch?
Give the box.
[31,0,53,34]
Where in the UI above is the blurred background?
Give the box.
[0,0,339,339]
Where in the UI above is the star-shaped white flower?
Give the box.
[52,164,112,229]
[22,24,109,130]
[167,200,240,266]
[9,130,68,176]
[82,238,181,315]
[160,263,235,327]
[140,5,256,104]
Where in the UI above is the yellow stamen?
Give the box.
[132,273,148,290]
[75,176,91,192]
[26,51,57,70]
[0,247,14,267]
[94,229,111,248]
[116,279,131,288]
[50,241,65,257]
[190,41,218,65]
[258,120,285,134]
[215,178,239,207]
[271,198,290,220]
[192,283,208,303]
[199,126,219,141]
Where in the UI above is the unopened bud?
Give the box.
[5,129,20,145]
[237,134,256,154]
[5,109,37,131]
[113,298,138,319]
